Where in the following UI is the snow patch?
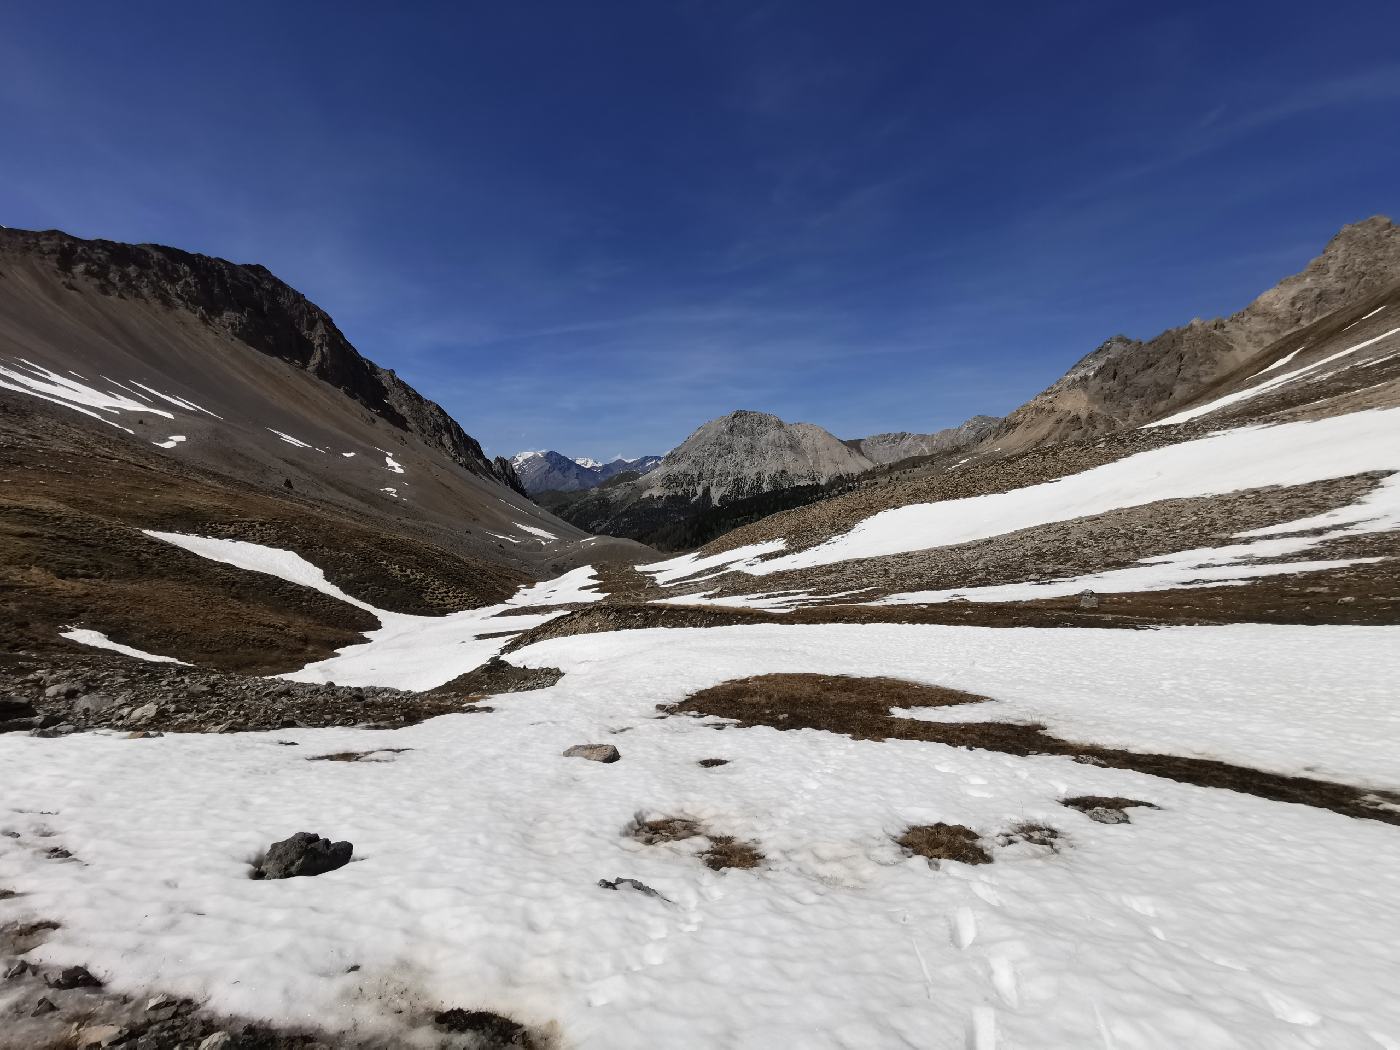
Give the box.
[59,627,191,665]
[267,429,325,452]
[0,358,175,433]
[140,532,603,690]
[154,435,186,449]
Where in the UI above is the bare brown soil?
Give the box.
[0,403,527,673]
[665,674,1400,824]
[895,824,990,865]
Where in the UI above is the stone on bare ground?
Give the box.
[254,832,352,880]
[46,964,102,989]
[562,743,620,763]
[598,877,671,902]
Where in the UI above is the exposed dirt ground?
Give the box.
[0,402,527,672]
[663,674,1400,824]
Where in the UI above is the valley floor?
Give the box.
[3,616,1399,1049]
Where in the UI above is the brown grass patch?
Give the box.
[661,673,989,739]
[667,673,1400,825]
[896,823,991,866]
[629,815,764,871]
[701,836,764,870]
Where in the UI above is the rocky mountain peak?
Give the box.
[643,410,874,502]
[2,227,518,489]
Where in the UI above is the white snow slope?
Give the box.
[136,532,602,690]
[642,407,1400,584]
[3,622,1399,1048]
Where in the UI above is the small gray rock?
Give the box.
[42,723,78,737]
[75,1025,127,1048]
[199,1032,233,1050]
[44,682,85,700]
[72,692,118,718]
[256,832,353,879]
[127,702,160,725]
[1084,806,1131,825]
[32,996,58,1016]
[598,877,670,901]
[563,743,620,763]
[1077,590,1099,609]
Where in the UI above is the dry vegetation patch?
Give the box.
[896,823,991,866]
[667,673,1400,825]
[629,815,765,871]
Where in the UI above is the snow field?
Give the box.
[3,621,1400,1048]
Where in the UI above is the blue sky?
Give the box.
[3,3,1399,460]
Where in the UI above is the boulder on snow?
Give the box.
[254,832,353,879]
[562,743,620,763]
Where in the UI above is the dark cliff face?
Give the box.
[3,227,516,487]
[492,456,529,497]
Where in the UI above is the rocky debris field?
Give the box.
[0,651,482,736]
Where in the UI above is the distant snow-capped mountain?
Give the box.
[510,449,661,494]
